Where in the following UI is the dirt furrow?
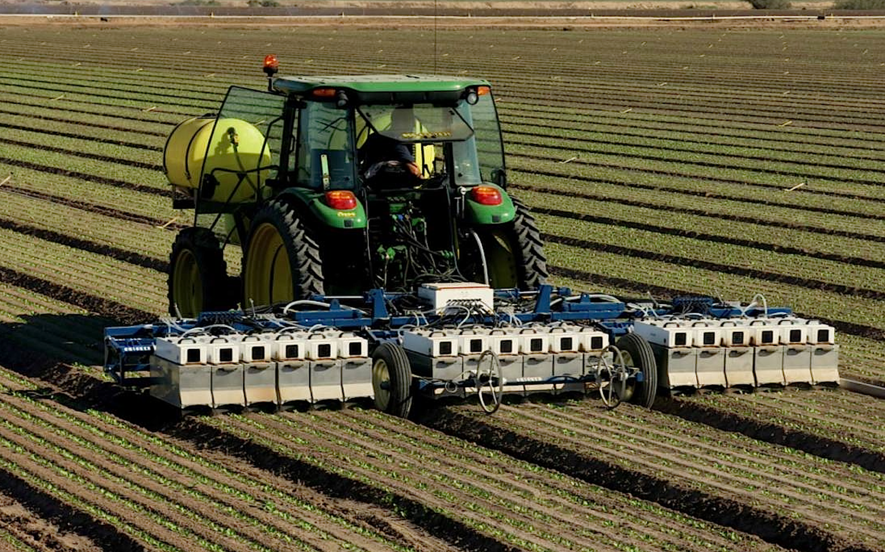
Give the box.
[272,411,643,552]
[515,405,885,520]
[0,215,167,273]
[0,185,177,229]
[337,408,782,552]
[653,396,885,475]
[0,409,262,552]
[219,414,566,552]
[422,407,878,552]
[0,365,455,552]
[0,488,101,552]
[0,394,357,552]
[543,232,885,303]
[0,422,192,552]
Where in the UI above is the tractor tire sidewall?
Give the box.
[168,227,234,317]
[509,194,549,290]
[616,332,658,408]
[372,342,413,418]
[243,199,325,306]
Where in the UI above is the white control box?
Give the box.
[633,321,691,349]
[305,333,338,360]
[272,332,307,361]
[206,339,240,365]
[805,321,835,345]
[418,282,494,311]
[487,329,520,356]
[549,328,581,354]
[577,327,609,352]
[155,336,207,366]
[239,335,272,363]
[402,329,459,357]
[335,332,369,358]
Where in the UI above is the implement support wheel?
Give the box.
[242,199,324,307]
[168,227,234,318]
[371,343,413,418]
[614,332,658,408]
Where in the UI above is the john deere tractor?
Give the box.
[164,57,547,315]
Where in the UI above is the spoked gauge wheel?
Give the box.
[594,333,658,409]
[476,350,504,414]
[168,227,234,318]
[371,343,413,418]
[242,199,324,308]
[595,346,628,409]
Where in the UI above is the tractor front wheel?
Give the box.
[168,228,234,318]
[242,199,324,308]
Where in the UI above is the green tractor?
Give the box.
[164,57,547,315]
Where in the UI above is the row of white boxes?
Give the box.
[632,317,839,390]
[401,324,610,393]
[150,330,372,409]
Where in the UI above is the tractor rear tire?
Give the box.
[510,195,549,290]
[168,228,235,318]
[242,199,324,308]
[371,342,413,418]
[615,332,658,408]
[476,194,548,290]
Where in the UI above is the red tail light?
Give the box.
[470,186,502,206]
[325,190,357,210]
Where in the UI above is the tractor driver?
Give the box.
[359,107,423,184]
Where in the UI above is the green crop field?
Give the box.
[0,21,883,552]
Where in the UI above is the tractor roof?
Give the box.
[272,75,490,104]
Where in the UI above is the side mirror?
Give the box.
[492,168,507,188]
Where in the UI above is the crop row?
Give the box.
[6,32,884,132]
[9,53,885,148]
[0,366,422,552]
[204,408,786,552]
[508,145,885,202]
[11,45,885,113]
[0,225,166,314]
[5,37,876,130]
[512,184,885,265]
[0,279,795,552]
[535,213,885,297]
[424,402,885,552]
[676,389,885,456]
[545,239,885,329]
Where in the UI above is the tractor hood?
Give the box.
[273,75,490,105]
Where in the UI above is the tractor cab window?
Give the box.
[355,101,502,187]
[457,94,505,185]
[295,102,356,190]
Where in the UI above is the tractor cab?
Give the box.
[163,60,547,316]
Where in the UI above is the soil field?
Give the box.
[0,23,884,552]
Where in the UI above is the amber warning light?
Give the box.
[263,54,279,77]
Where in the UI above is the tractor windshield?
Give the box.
[355,95,504,186]
[358,104,474,143]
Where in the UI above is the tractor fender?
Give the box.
[463,184,515,225]
[275,187,367,230]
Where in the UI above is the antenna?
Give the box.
[433,0,438,74]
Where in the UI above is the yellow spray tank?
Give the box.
[163,116,273,204]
